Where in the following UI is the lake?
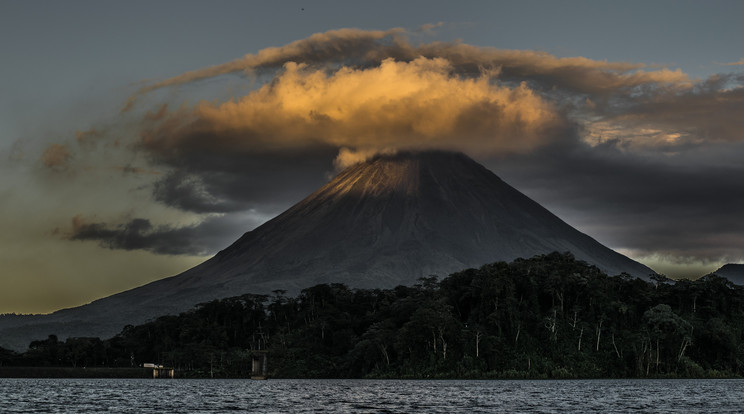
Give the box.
[1,378,742,413]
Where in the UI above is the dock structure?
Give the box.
[250,350,268,380]
[250,324,269,379]
[144,363,175,379]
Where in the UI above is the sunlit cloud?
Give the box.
[123,28,693,112]
[139,57,570,160]
[41,144,71,169]
[38,27,744,274]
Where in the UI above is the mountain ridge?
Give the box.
[709,264,744,285]
[0,150,655,351]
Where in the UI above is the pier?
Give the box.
[144,363,175,379]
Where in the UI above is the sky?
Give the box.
[2,0,744,314]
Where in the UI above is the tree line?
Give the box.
[1,252,743,378]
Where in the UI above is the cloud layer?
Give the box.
[140,57,570,158]
[48,28,744,275]
[65,213,265,256]
[125,27,692,108]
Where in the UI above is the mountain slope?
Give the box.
[0,151,655,350]
[710,264,744,285]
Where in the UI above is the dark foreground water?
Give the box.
[1,378,743,413]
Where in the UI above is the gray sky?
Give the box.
[2,0,744,313]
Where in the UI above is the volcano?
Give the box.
[0,151,654,350]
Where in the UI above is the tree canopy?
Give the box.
[3,252,743,379]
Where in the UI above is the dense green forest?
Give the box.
[2,252,743,379]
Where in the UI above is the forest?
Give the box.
[1,252,743,379]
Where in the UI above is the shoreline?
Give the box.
[0,367,152,379]
[0,366,740,380]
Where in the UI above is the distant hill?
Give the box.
[0,151,655,351]
[710,264,744,285]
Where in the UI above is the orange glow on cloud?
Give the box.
[140,57,569,161]
[41,144,71,169]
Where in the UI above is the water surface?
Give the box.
[1,378,742,413]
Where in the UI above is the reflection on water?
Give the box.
[1,378,742,413]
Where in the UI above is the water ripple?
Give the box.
[1,378,743,413]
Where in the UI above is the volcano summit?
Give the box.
[0,151,654,350]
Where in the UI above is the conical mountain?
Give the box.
[0,151,655,350]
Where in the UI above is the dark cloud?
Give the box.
[56,28,744,272]
[492,139,744,265]
[148,146,338,213]
[66,214,263,256]
[152,172,232,214]
[607,75,744,144]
